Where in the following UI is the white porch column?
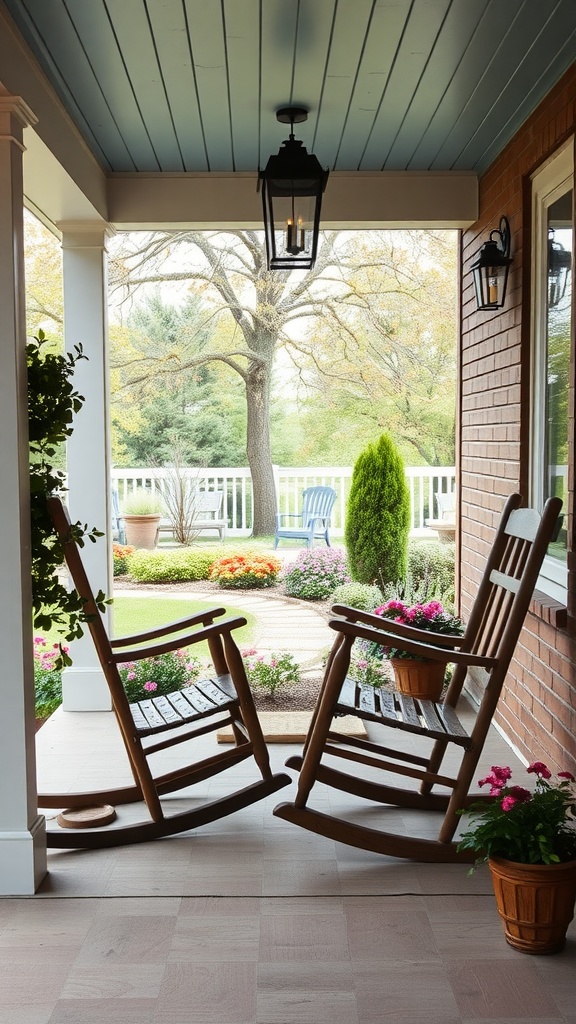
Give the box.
[0,92,47,893]
[60,223,114,710]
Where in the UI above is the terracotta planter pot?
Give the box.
[390,657,446,701]
[123,513,161,550]
[489,856,576,954]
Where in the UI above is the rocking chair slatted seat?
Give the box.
[38,496,291,849]
[274,493,563,862]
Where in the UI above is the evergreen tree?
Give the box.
[345,433,410,586]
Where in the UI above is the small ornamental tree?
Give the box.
[345,433,410,586]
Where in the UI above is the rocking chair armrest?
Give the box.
[331,605,462,648]
[329,616,496,668]
[110,607,228,648]
[111,614,247,662]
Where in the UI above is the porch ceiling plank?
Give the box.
[224,0,262,173]
[431,0,576,171]
[304,0,376,171]
[329,0,412,172]
[282,0,337,162]
[180,0,233,172]
[384,0,490,171]
[357,0,455,172]
[103,0,186,172]
[66,0,155,173]
[452,12,576,171]
[7,0,115,171]
[143,0,209,172]
[259,0,301,158]
[408,0,523,171]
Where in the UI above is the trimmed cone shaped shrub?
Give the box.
[345,433,410,586]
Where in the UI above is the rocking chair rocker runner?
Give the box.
[38,496,290,849]
[274,493,563,862]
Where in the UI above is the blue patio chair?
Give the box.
[111,488,126,544]
[274,486,337,549]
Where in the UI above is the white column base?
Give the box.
[0,815,47,895]
[62,665,111,711]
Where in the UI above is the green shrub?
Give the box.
[345,433,410,586]
[113,543,135,576]
[407,539,456,610]
[117,649,202,703]
[241,648,301,698]
[127,548,216,583]
[282,548,351,599]
[330,581,382,612]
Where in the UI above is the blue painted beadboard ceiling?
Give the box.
[3,0,575,175]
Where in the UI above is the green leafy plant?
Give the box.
[349,648,391,688]
[407,540,456,611]
[282,548,351,599]
[118,649,202,703]
[457,763,576,868]
[330,581,382,612]
[128,548,216,583]
[241,648,301,698]
[209,553,282,589]
[33,635,64,718]
[27,330,107,664]
[113,543,135,576]
[345,433,410,586]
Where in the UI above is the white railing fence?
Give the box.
[111,466,456,537]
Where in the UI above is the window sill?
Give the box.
[530,590,567,629]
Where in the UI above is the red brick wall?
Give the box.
[460,64,576,774]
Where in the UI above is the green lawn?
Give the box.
[112,595,255,655]
[36,595,255,658]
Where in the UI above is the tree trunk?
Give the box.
[245,357,277,535]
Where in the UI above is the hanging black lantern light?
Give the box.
[470,216,513,311]
[259,107,329,271]
[548,229,572,308]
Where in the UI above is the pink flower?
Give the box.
[527,761,552,779]
[127,671,136,681]
[507,786,532,803]
[558,771,576,782]
[34,636,45,645]
[491,766,512,783]
[501,796,518,812]
[143,681,157,692]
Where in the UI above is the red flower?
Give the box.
[558,771,576,782]
[527,761,552,779]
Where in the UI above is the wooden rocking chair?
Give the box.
[274,494,562,862]
[38,496,290,848]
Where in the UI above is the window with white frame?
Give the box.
[531,140,574,604]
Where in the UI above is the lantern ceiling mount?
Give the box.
[259,106,329,272]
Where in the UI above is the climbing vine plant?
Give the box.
[27,329,107,663]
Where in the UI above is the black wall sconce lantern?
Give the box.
[259,107,329,271]
[548,229,572,308]
[470,216,513,311]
